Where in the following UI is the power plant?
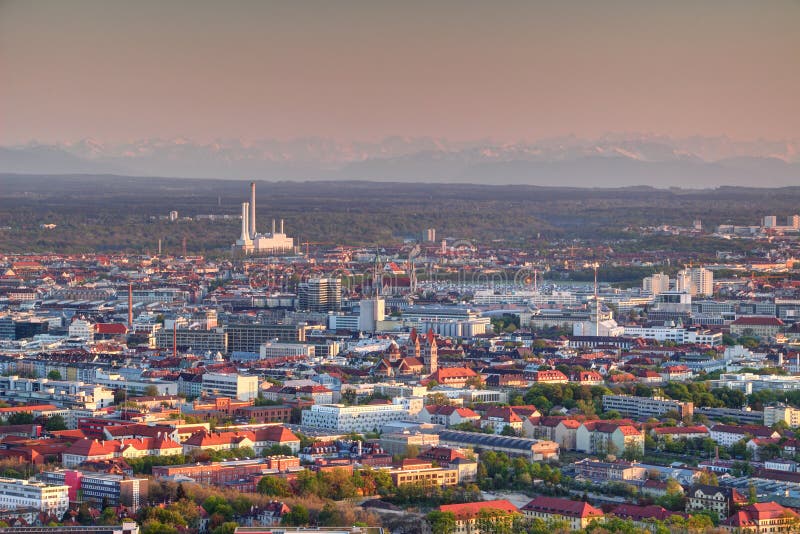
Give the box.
[232,182,295,255]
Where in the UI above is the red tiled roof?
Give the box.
[66,438,121,457]
[612,504,675,522]
[522,496,603,519]
[253,426,299,443]
[94,323,129,335]
[439,500,518,521]
[731,316,784,326]
[431,367,478,379]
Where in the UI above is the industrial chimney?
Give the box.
[272,219,276,235]
[249,182,257,239]
[240,202,250,241]
[280,219,284,234]
[127,283,133,329]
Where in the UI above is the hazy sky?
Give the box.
[1,0,798,144]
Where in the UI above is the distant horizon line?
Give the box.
[4,131,800,147]
[3,171,800,192]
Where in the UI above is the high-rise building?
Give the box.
[424,228,436,242]
[676,267,713,297]
[358,297,385,333]
[788,215,800,229]
[643,273,670,295]
[763,215,778,228]
[298,278,342,312]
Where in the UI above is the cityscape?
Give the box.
[1,2,800,534]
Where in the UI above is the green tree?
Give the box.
[7,412,34,425]
[47,370,62,380]
[427,510,457,534]
[44,415,67,432]
[212,523,238,534]
[282,504,310,526]
[144,385,160,397]
[257,475,292,497]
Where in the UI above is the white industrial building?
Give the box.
[622,326,722,344]
[259,342,315,359]
[232,182,295,255]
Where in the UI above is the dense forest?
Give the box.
[2,174,799,254]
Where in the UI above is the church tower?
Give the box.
[423,328,438,374]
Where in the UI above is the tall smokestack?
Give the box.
[280,219,284,234]
[240,202,250,241]
[272,219,276,235]
[127,283,133,329]
[249,182,257,239]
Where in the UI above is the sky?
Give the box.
[1,0,799,145]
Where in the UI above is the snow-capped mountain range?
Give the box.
[1,135,798,188]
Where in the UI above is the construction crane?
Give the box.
[300,241,330,256]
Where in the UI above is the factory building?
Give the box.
[232,182,295,254]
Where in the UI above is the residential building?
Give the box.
[720,501,799,533]
[575,421,645,456]
[676,267,714,296]
[438,500,519,534]
[643,273,671,296]
[388,459,459,488]
[686,485,746,519]
[573,458,647,482]
[521,496,604,531]
[764,404,800,427]
[730,316,785,339]
[709,424,779,447]
[418,405,480,427]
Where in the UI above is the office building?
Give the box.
[297,278,342,312]
[201,372,259,401]
[39,470,147,511]
[154,328,228,354]
[301,402,409,433]
[358,297,385,333]
[602,395,694,419]
[0,477,69,517]
[643,273,671,295]
[259,342,315,359]
[676,267,713,297]
[224,323,318,353]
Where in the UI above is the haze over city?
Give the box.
[1,1,798,185]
